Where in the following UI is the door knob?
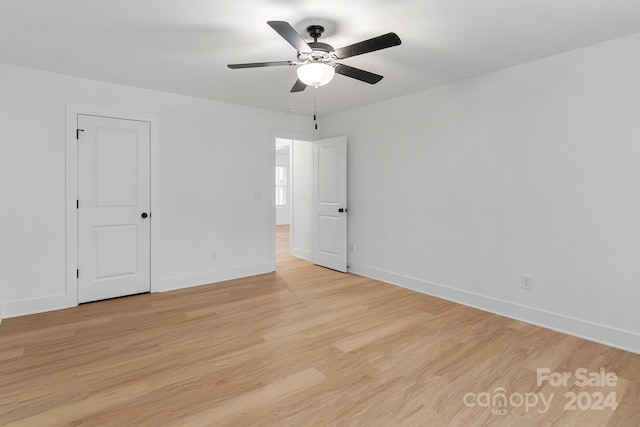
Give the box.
[338,208,348,213]
[141,212,149,219]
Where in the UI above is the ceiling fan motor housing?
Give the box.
[298,43,335,63]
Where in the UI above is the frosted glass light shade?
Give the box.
[297,63,335,87]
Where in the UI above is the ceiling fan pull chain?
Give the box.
[314,86,319,130]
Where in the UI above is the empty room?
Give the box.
[1,1,640,425]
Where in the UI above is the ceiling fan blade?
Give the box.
[227,61,294,69]
[290,79,307,92]
[334,64,383,84]
[334,32,401,59]
[267,21,312,53]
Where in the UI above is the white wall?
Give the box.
[0,62,310,318]
[323,33,640,353]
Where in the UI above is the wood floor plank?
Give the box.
[1,224,639,426]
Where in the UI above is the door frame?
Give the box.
[66,105,160,305]
[269,130,313,271]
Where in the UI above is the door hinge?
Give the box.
[76,269,79,278]
[76,200,79,209]
[76,129,84,140]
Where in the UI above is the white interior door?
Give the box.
[77,114,151,303]
[311,136,347,272]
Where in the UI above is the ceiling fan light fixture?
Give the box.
[297,63,335,87]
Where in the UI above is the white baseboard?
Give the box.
[156,263,272,293]
[1,293,76,319]
[290,248,310,261]
[2,264,273,319]
[348,262,640,355]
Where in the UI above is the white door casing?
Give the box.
[311,136,347,272]
[77,114,151,303]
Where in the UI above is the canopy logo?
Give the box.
[463,388,552,415]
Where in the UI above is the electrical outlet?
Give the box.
[348,243,354,253]
[521,275,532,291]
[211,251,217,261]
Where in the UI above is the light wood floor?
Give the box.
[1,225,639,426]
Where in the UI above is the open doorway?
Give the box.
[275,139,292,264]
[275,139,291,225]
[272,136,313,268]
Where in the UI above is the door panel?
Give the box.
[94,225,138,279]
[96,130,138,207]
[318,216,339,255]
[318,145,339,202]
[311,136,347,272]
[78,115,151,303]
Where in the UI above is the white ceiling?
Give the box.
[2,0,640,116]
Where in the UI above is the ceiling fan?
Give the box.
[227,21,401,92]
